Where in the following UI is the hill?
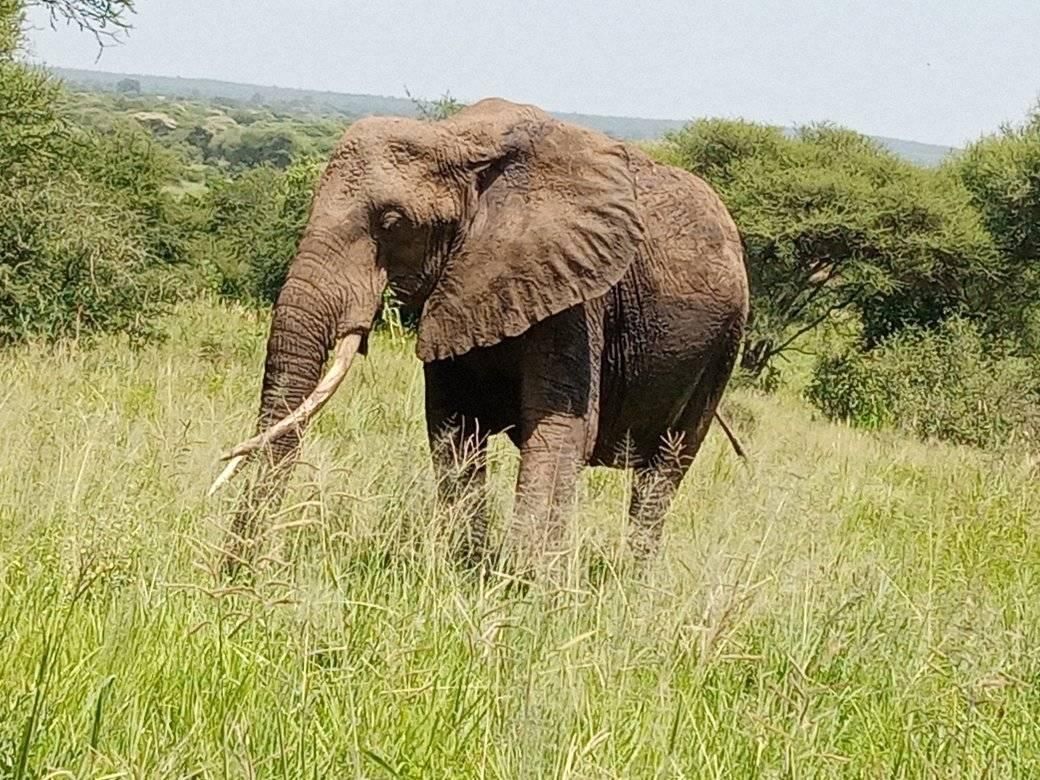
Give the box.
[50,66,954,166]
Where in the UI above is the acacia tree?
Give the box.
[0,0,184,344]
[951,105,1040,345]
[658,120,997,377]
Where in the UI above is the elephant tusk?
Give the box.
[227,332,362,458]
[207,454,246,497]
[207,333,363,495]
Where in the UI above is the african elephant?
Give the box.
[211,98,748,571]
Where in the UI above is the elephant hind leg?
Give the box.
[627,336,740,563]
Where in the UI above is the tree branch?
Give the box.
[32,0,134,47]
[771,286,865,356]
[780,262,844,324]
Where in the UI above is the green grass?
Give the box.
[2,299,1039,777]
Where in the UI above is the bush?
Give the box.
[1,44,184,344]
[0,176,169,344]
[806,318,1040,449]
[71,123,189,262]
[188,158,323,305]
[0,0,19,57]
[0,61,69,183]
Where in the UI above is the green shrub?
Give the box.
[1,47,184,344]
[0,61,69,183]
[70,123,190,264]
[0,0,20,57]
[188,158,323,305]
[0,177,168,344]
[806,318,1040,449]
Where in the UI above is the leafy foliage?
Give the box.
[0,0,181,344]
[807,317,1040,449]
[0,0,21,57]
[0,123,182,343]
[187,159,322,305]
[0,61,68,180]
[0,176,166,344]
[659,120,998,378]
[950,107,1040,343]
[799,106,1040,450]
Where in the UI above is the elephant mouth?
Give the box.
[207,332,363,495]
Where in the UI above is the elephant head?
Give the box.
[210,99,647,532]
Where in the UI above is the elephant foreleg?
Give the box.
[510,412,586,567]
[507,306,599,572]
[429,416,490,568]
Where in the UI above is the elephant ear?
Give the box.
[415,101,647,362]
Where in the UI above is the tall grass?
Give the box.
[1,299,1039,777]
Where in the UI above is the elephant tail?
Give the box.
[713,410,747,461]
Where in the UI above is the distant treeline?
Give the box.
[51,66,954,166]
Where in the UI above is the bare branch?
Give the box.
[779,263,843,324]
[771,286,865,356]
[31,0,135,48]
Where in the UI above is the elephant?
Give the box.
[210,97,749,572]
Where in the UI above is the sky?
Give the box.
[24,0,1040,147]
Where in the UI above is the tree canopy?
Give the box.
[657,120,998,377]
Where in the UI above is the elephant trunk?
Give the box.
[212,224,385,567]
[258,263,340,464]
[255,225,385,458]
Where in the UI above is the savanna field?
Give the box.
[9,2,1040,774]
[2,300,1039,778]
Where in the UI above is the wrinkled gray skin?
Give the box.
[232,98,748,571]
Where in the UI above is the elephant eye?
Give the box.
[378,209,404,232]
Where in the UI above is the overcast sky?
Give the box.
[24,0,1040,147]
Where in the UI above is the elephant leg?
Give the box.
[222,455,294,577]
[507,307,600,569]
[627,457,688,564]
[428,414,491,567]
[628,336,740,563]
[424,361,495,567]
[510,413,587,566]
